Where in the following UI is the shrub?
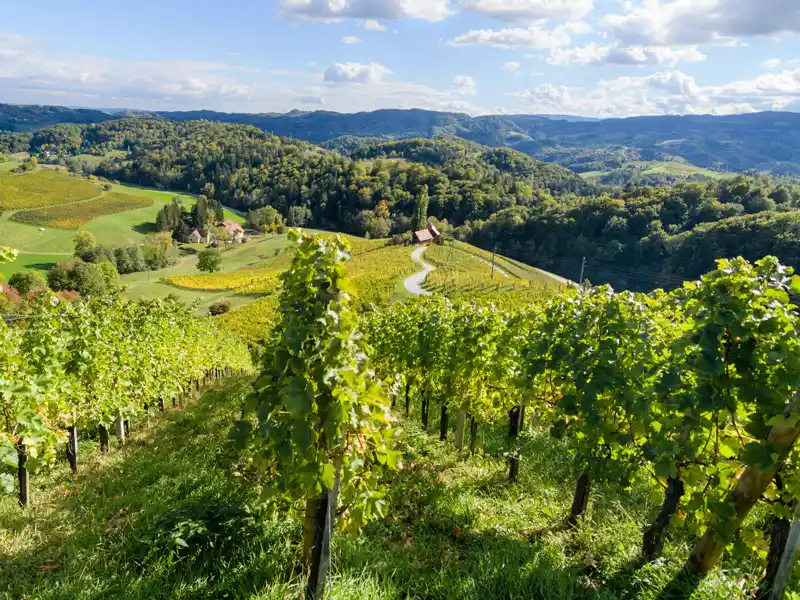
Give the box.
[209,300,232,316]
[8,270,47,295]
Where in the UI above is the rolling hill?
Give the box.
[3,103,800,175]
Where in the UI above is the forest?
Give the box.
[4,118,800,291]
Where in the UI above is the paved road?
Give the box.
[404,245,435,296]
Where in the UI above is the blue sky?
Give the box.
[2,0,800,117]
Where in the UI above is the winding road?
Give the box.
[403,246,435,296]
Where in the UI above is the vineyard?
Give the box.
[10,192,153,229]
[0,170,100,210]
[0,289,253,508]
[5,232,800,599]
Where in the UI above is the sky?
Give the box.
[2,0,800,118]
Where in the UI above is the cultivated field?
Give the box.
[10,192,152,229]
[0,170,100,210]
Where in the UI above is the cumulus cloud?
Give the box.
[502,61,521,72]
[449,23,574,49]
[279,0,451,22]
[323,61,392,83]
[453,75,477,95]
[512,68,800,117]
[342,35,362,43]
[361,19,387,30]
[602,0,800,47]
[548,43,706,66]
[459,0,594,21]
[761,58,782,69]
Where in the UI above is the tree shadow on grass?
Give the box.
[132,222,158,235]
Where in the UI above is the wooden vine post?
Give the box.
[508,404,524,483]
[232,231,400,600]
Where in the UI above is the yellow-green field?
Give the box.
[0,170,100,209]
[10,192,153,229]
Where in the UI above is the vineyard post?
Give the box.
[421,391,429,428]
[766,505,800,600]
[159,398,165,412]
[642,476,684,560]
[469,415,478,455]
[17,443,29,508]
[115,412,126,444]
[124,419,130,437]
[508,403,524,483]
[567,472,591,526]
[304,472,341,600]
[99,425,109,453]
[66,423,78,475]
[405,382,411,417]
[757,483,797,599]
[439,404,449,441]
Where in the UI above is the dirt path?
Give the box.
[404,246,435,296]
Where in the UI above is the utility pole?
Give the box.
[491,246,496,280]
[579,256,586,287]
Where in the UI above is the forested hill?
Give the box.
[3,103,800,175]
[4,117,800,292]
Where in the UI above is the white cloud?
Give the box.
[342,35,362,43]
[279,0,452,22]
[453,74,477,95]
[293,94,326,104]
[602,0,800,47]
[449,23,574,49]
[548,43,706,66]
[361,19,387,30]
[502,61,521,72]
[459,0,594,21]
[761,58,782,69]
[323,61,392,83]
[511,68,800,117]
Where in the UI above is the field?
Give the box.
[10,192,153,229]
[0,170,244,274]
[579,160,728,181]
[0,379,754,600]
[0,170,100,209]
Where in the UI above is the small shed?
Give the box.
[188,229,203,244]
[412,223,441,244]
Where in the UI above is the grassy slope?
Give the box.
[120,235,291,312]
[0,379,757,600]
[579,160,728,181]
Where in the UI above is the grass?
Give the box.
[10,192,153,229]
[0,378,768,600]
[0,170,101,210]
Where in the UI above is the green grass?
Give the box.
[0,379,768,600]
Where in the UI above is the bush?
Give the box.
[8,270,47,295]
[209,300,232,316]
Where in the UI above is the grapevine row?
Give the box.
[363,256,800,596]
[1,290,254,506]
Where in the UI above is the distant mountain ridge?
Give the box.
[1,103,800,175]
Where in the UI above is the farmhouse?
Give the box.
[187,229,203,244]
[221,220,245,243]
[413,223,441,244]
